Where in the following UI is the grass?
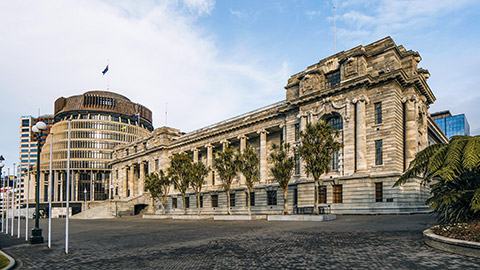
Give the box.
[0,253,10,269]
[433,220,480,242]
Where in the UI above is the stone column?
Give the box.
[193,148,199,163]
[39,172,46,202]
[59,172,64,202]
[354,95,368,171]
[74,171,79,201]
[123,166,128,198]
[139,162,146,195]
[259,129,268,183]
[404,95,418,169]
[129,165,135,197]
[206,144,214,186]
[238,135,247,185]
[53,171,58,201]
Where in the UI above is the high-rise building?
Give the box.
[431,110,470,138]
[19,115,54,204]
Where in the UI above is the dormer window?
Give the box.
[326,70,340,88]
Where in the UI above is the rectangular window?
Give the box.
[211,194,218,208]
[185,196,190,208]
[22,119,30,127]
[212,171,215,186]
[318,185,327,204]
[155,159,159,170]
[375,140,383,165]
[267,190,277,206]
[326,70,341,88]
[172,198,177,209]
[294,123,300,141]
[230,193,235,207]
[295,154,301,175]
[21,139,29,142]
[250,192,255,206]
[375,102,382,124]
[200,195,203,208]
[330,151,339,171]
[333,185,342,203]
[375,182,383,202]
[21,133,29,137]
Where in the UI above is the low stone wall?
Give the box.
[424,228,480,258]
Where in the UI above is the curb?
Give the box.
[423,228,480,258]
[0,250,15,270]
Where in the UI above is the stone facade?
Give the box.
[110,37,447,215]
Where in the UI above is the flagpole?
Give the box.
[65,120,71,254]
[48,134,53,248]
[107,59,110,90]
[25,155,30,241]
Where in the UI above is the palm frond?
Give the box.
[462,136,480,171]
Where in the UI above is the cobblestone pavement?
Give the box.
[1,214,480,269]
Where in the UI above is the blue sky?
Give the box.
[0,0,479,171]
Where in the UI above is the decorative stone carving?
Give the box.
[300,72,323,94]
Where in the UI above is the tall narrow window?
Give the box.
[212,171,215,186]
[230,193,236,207]
[375,182,383,202]
[250,192,255,206]
[375,102,382,124]
[330,151,339,171]
[200,195,203,208]
[172,198,177,209]
[211,194,218,207]
[327,114,343,130]
[267,190,277,205]
[318,185,327,204]
[333,185,342,203]
[185,196,190,208]
[375,140,383,165]
[294,123,300,141]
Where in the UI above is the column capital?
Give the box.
[401,94,418,104]
[205,143,214,149]
[351,94,369,104]
[237,135,248,140]
[257,129,269,135]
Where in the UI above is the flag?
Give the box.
[132,113,139,118]
[102,65,109,75]
[121,125,127,130]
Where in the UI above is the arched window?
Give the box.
[326,113,343,130]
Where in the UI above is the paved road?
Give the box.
[1,214,479,269]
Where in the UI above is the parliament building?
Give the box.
[110,37,446,215]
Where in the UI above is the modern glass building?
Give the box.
[431,110,470,138]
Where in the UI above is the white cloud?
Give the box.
[230,9,248,19]
[305,10,321,19]
[0,0,289,169]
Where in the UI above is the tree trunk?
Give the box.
[226,190,231,215]
[197,192,201,215]
[313,179,319,215]
[161,196,167,215]
[182,193,186,215]
[247,187,251,216]
[283,187,289,215]
[151,197,156,214]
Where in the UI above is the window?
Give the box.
[375,140,383,165]
[375,102,382,124]
[212,171,215,186]
[326,70,340,88]
[172,198,177,208]
[295,154,301,175]
[200,196,203,208]
[211,194,218,208]
[318,185,327,204]
[294,123,300,141]
[328,115,343,130]
[22,119,30,127]
[155,159,159,171]
[330,151,339,171]
[267,190,277,205]
[185,196,190,208]
[333,185,342,203]
[250,192,255,206]
[375,182,383,202]
[230,193,235,207]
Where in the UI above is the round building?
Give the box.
[35,90,153,204]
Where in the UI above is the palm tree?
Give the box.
[190,161,210,215]
[238,144,260,215]
[297,120,342,215]
[395,135,480,224]
[214,145,239,215]
[168,152,193,215]
[144,170,172,215]
[270,142,295,215]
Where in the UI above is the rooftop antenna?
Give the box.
[333,5,336,54]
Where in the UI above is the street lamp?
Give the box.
[84,188,87,220]
[30,121,46,244]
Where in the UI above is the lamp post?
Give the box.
[30,121,46,244]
